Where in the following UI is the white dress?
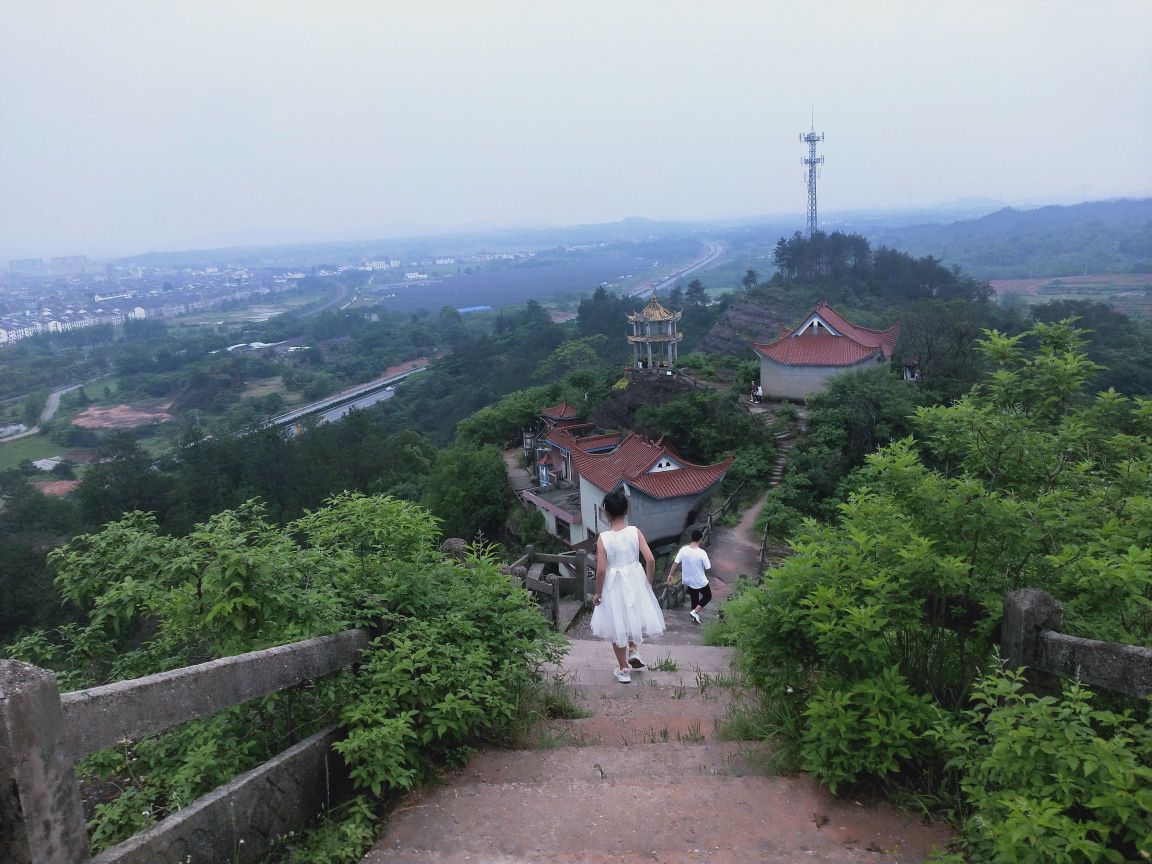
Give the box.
[590,525,666,647]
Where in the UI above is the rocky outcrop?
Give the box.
[698,299,787,357]
[591,373,696,432]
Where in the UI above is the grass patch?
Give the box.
[651,654,679,672]
[0,433,61,472]
[505,672,591,749]
[677,721,706,743]
[716,689,801,774]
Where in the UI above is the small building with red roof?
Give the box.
[521,403,732,546]
[751,302,899,400]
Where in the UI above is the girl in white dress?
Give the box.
[590,490,666,682]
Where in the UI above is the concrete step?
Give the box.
[542,709,727,747]
[363,772,951,863]
[547,639,737,684]
[447,742,763,784]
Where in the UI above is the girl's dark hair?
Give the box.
[603,490,629,519]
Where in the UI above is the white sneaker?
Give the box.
[627,650,647,670]
[690,609,701,624]
[613,667,631,683]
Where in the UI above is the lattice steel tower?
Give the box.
[799,123,824,235]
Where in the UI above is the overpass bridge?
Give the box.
[263,364,427,432]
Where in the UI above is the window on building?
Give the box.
[556,518,571,542]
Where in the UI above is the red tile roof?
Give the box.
[574,433,623,452]
[752,302,899,368]
[541,401,582,420]
[572,433,732,499]
[545,427,621,453]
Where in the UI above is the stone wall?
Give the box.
[760,355,886,401]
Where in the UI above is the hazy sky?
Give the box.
[2,1,1150,259]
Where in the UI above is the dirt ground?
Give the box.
[31,479,82,496]
[72,403,174,429]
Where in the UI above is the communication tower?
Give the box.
[799,123,824,235]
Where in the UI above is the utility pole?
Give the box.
[799,121,824,235]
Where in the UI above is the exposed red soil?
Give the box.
[31,479,81,496]
[72,403,174,429]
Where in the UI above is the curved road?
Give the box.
[631,240,724,300]
[0,383,85,444]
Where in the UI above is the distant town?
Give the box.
[0,249,540,346]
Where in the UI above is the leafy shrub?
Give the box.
[720,322,1152,799]
[933,669,1152,863]
[336,553,564,794]
[7,494,564,854]
[801,667,938,792]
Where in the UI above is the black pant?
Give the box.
[686,585,712,610]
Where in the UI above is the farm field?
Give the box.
[365,251,694,313]
[168,288,338,326]
[991,274,1152,317]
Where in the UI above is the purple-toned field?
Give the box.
[365,253,661,312]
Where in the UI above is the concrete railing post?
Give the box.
[1002,588,1064,696]
[0,660,88,864]
[575,551,589,606]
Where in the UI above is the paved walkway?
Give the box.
[503,447,534,492]
[363,492,950,862]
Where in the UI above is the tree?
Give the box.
[77,431,169,526]
[685,279,709,305]
[741,269,759,291]
[423,444,513,540]
[533,335,610,382]
[894,299,1016,401]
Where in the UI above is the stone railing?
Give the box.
[1002,588,1152,697]
[0,629,369,864]
[505,545,591,629]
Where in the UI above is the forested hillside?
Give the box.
[866,198,1152,279]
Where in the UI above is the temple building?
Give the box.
[521,403,732,547]
[751,302,899,401]
[628,296,683,369]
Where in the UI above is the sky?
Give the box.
[2,1,1151,259]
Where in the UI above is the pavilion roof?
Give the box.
[627,296,681,323]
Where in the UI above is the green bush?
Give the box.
[6,494,564,854]
[933,669,1152,863]
[719,322,1152,803]
[801,667,938,792]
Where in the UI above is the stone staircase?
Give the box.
[362,639,949,863]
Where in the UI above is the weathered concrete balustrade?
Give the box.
[1,628,369,864]
[1002,587,1152,698]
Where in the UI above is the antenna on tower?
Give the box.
[799,118,824,235]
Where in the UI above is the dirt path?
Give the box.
[706,491,770,601]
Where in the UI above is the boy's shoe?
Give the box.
[690,609,701,624]
[613,667,632,683]
[627,650,647,670]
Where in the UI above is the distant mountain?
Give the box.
[864,199,1152,279]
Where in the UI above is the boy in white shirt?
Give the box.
[666,529,712,624]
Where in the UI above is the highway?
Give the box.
[630,240,724,300]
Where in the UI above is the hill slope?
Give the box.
[865,198,1151,279]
